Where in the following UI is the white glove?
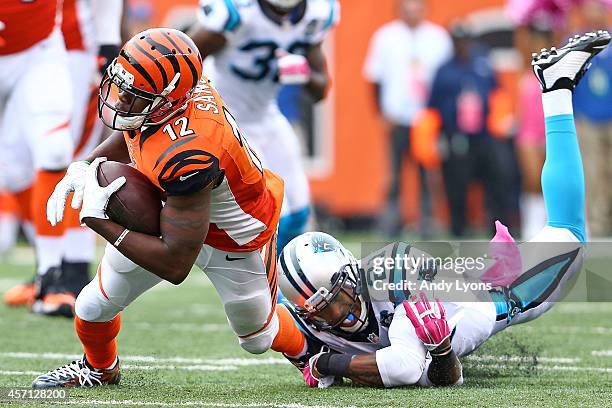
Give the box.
[47,160,90,226]
[307,353,336,389]
[276,49,311,85]
[79,157,126,223]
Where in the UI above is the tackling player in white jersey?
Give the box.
[277,31,609,388]
[189,0,340,251]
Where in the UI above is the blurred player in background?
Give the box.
[188,0,340,251]
[364,0,452,239]
[0,0,76,316]
[2,0,123,317]
[516,23,552,240]
[276,31,607,388]
[573,0,612,237]
[59,0,123,304]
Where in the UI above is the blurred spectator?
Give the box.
[516,24,552,240]
[126,0,154,38]
[427,23,509,237]
[363,0,452,239]
[573,0,612,237]
[506,0,577,28]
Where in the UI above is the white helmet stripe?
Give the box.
[289,244,319,294]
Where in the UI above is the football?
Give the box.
[97,160,163,236]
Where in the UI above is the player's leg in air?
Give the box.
[487,31,610,335]
[0,29,75,316]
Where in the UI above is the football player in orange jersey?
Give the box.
[34,28,305,388]
[2,0,124,316]
[0,0,77,316]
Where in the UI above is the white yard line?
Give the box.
[0,352,290,366]
[470,363,612,374]
[467,355,580,364]
[121,364,236,371]
[51,400,356,408]
[591,350,612,357]
[516,325,612,335]
[4,360,612,379]
[130,322,230,333]
[0,370,40,376]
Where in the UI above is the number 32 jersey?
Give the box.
[123,78,284,252]
[197,0,340,122]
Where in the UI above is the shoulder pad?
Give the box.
[304,0,340,44]
[198,0,253,33]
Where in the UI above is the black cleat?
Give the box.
[32,356,120,388]
[532,30,611,92]
[31,267,75,318]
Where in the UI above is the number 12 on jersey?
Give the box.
[163,117,195,141]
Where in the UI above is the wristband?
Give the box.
[114,229,130,247]
[430,344,453,357]
[315,353,353,377]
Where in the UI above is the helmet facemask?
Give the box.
[298,263,369,335]
[98,60,182,131]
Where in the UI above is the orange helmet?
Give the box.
[98,28,203,131]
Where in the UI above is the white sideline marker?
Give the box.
[592,350,612,357]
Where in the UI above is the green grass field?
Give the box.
[1,243,612,408]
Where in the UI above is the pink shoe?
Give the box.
[481,221,522,287]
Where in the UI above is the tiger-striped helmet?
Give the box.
[98,28,202,131]
[278,232,370,334]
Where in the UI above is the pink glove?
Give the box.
[302,364,319,388]
[403,292,451,351]
[305,353,336,388]
[276,49,311,85]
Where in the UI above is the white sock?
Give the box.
[542,89,573,118]
[22,221,35,245]
[521,193,547,240]
[105,356,119,370]
[63,227,96,263]
[0,214,19,255]
[35,236,64,275]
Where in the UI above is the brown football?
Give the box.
[97,161,163,236]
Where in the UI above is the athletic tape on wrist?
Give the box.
[315,353,353,377]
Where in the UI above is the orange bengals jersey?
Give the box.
[123,78,284,252]
[0,0,58,55]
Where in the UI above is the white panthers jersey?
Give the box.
[283,299,397,356]
[283,297,471,356]
[197,0,340,122]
